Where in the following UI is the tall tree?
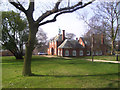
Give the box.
[35,28,48,53]
[1,11,28,59]
[80,1,120,55]
[66,32,76,40]
[9,0,95,76]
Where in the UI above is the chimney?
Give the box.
[62,30,65,41]
[101,33,104,44]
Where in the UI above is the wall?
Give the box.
[63,48,89,57]
[48,41,59,55]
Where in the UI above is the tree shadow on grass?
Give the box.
[31,72,119,78]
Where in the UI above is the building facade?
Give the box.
[48,30,108,57]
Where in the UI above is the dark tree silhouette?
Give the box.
[1,11,28,59]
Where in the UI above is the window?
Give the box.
[54,48,56,54]
[61,50,62,56]
[72,50,76,56]
[50,48,51,54]
[58,50,60,56]
[52,41,54,46]
[65,50,69,56]
[80,50,83,56]
[55,41,57,46]
[99,51,102,55]
[96,51,98,56]
[87,50,90,55]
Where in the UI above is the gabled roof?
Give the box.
[50,34,62,42]
[80,37,91,46]
[58,39,84,49]
[54,34,62,41]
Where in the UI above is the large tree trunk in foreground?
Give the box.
[22,25,38,76]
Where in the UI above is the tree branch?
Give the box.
[54,0,62,10]
[36,0,95,24]
[39,0,95,26]
[27,0,34,14]
[8,0,26,13]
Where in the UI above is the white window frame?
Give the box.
[99,51,102,55]
[58,50,60,56]
[50,48,51,54]
[54,48,56,54]
[55,41,57,46]
[96,51,98,56]
[65,50,69,56]
[72,50,76,56]
[86,50,90,56]
[61,50,62,56]
[80,50,83,56]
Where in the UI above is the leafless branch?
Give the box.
[8,0,26,13]
[38,0,95,26]
[54,0,62,9]
[27,0,34,13]
[9,0,95,26]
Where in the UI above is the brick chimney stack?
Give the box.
[101,33,104,45]
[62,30,65,41]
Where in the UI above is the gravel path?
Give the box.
[38,55,120,63]
[86,59,120,64]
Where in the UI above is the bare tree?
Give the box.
[79,1,120,55]
[66,32,76,40]
[9,0,95,76]
[35,28,48,53]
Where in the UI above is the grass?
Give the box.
[81,55,120,61]
[2,56,119,88]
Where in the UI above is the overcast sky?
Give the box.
[0,0,97,39]
[1,0,117,40]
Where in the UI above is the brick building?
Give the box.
[48,30,108,57]
[0,50,13,56]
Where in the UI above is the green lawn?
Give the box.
[2,56,119,88]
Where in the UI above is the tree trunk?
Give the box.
[8,48,23,60]
[111,40,114,55]
[15,53,23,59]
[22,25,38,76]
